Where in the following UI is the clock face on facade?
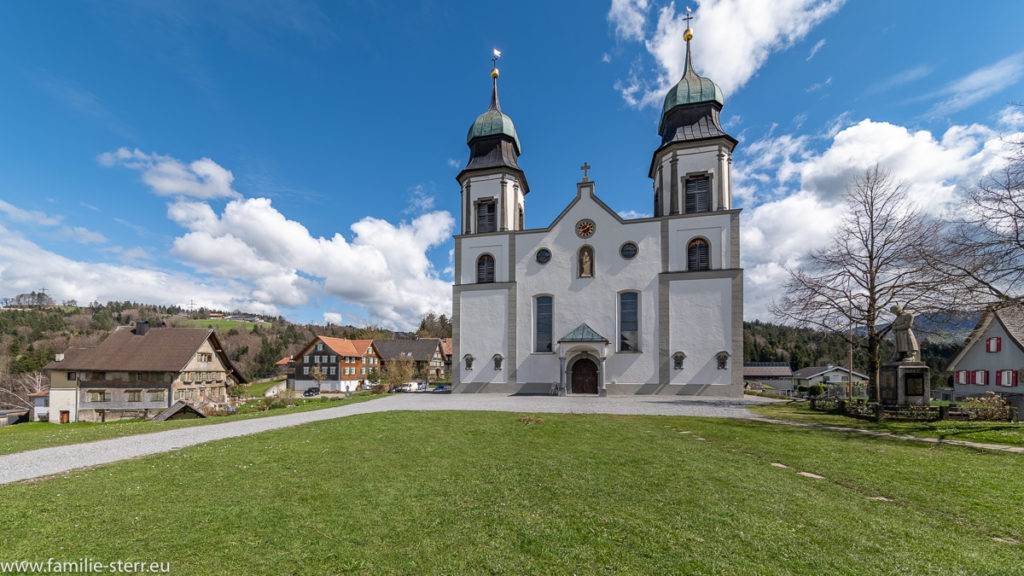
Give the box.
[575,219,596,239]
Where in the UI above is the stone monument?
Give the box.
[872,305,930,406]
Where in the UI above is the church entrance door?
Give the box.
[571,359,599,394]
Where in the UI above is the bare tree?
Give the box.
[380,355,414,392]
[772,166,939,393]
[0,371,48,410]
[923,137,1024,307]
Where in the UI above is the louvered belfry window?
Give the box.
[477,201,496,233]
[685,177,710,213]
[688,238,710,271]
[477,254,495,283]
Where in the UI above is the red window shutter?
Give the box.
[996,338,1002,352]
[1013,370,1019,387]
[982,371,989,385]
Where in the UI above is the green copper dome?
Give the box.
[467,109,521,152]
[661,39,724,115]
[467,75,521,154]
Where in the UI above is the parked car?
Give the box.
[303,387,320,397]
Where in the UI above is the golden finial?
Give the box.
[683,6,694,41]
[491,48,501,78]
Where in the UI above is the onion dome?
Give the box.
[463,65,523,173]
[657,26,731,146]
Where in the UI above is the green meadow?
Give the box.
[2,411,1021,575]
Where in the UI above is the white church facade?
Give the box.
[452,28,742,396]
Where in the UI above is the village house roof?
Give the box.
[947,304,1024,370]
[152,400,208,422]
[743,363,793,379]
[275,356,292,366]
[792,365,869,380]
[42,325,245,383]
[440,338,453,356]
[373,339,443,363]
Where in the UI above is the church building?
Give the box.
[452,26,742,396]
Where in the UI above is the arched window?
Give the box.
[578,246,594,278]
[619,292,639,352]
[685,176,710,213]
[477,254,495,283]
[687,238,710,271]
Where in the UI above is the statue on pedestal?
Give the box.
[890,305,919,363]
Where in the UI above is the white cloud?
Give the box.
[66,226,107,244]
[805,76,831,92]
[613,0,844,108]
[998,105,1024,128]
[926,52,1024,118]
[805,38,825,61]
[865,64,932,95]
[98,147,240,199]
[92,149,459,330]
[165,195,454,330]
[738,117,1024,320]
[618,209,652,219]
[323,312,343,325]
[602,53,612,63]
[0,224,276,315]
[447,158,461,168]
[405,185,436,213]
[608,0,650,42]
[0,199,63,226]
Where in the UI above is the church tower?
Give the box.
[649,24,737,217]
[457,56,529,235]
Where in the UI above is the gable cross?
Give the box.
[580,162,591,182]
[682,6,693,28]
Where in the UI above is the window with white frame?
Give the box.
[997,370,1018,387]
[535,296,553,352]
[619,291,639,352]
[987,337,1002,353]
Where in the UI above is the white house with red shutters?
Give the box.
[947,305,1024,399]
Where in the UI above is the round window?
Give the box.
[620,242,639,259]
[536,248,551,264]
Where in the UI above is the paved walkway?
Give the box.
[3,394,1018,486]
[0,393,772,486]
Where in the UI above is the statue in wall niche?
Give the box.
[890,305,920,362]
[579,248,593,278]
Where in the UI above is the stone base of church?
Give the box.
[454,381,742,396]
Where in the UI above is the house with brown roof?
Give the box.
[42,321,246,424]
[948,305,1024,409]
[289,336,379,393]
[373,339,447,381]
[440,338,453,377]
[743,362,794,392]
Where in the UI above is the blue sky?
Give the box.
[0,0,1022,330]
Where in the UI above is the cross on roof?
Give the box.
[683,6,693,28]
[580,162,591,182]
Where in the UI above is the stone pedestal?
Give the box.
[872,362,930,407]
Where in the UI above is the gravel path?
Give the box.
[0,393,771,486]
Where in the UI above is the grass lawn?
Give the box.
[0,394,379,457]
[244,377,285,398]
[176,318,271,332]
[751,401,1024,448]
[1,411,1022,575]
